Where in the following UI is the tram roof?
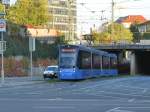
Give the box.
[60,44,117,57]
[60,44,107,54]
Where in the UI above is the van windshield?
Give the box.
[46,67,58,71]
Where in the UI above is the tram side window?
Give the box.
[92,54,101,69]
[102,56,109,69]
[110,58,117,69]
[77,51,91,69]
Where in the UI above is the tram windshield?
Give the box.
[59,48,76,68]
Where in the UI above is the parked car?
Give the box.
[43,65,58,79]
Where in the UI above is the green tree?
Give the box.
[7,0,51,26]
[130,24,142,42]
[0,3,4,12]
[92,23,133,44]
[108,23,133,43]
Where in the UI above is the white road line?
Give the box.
[125,107,150,109]
[106,107,120,112]
[106,107,133,112]
[106,106,150,112]
[97,90,150,98]
[118,85,148,90]
[88,92,129,100]
[142,89,147,93]
[34,106,75,109]
[128,99,135,102]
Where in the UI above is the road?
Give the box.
[1,75,150,112]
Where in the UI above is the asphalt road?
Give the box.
[1,75,150,112]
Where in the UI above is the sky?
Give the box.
[10,0,150,36]
[77,0,150,35]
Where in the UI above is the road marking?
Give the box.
[118,85,148,90]
[106,107,133,112]
[88,92,129,100]
[128,99,135,102]
[34,106,75,109]
[96,90,150,98]
[106,107,120,112]
[125,107,150,109]
[142,89,147,93]
[106,106,150,112]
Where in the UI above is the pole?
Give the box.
[29,37,35,80]
[67,0,73,42]
[1,3,6,85]
[30,50,33,80]
[52,0,54,29]
[111,0,115,43]
[1,32,4,84]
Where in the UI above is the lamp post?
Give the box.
[29,37,35,80]
[67,0,73,42]
[0,0,8,85]
[111,0,115,43]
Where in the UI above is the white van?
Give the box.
[43,65,58,79]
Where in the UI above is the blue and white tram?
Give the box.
[58,45,118,80]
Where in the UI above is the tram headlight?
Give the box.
[73,68,76,72]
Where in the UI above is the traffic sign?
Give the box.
[2,0,10,5]
[29,37,35,52]
[0,19,6,32]
[0,41,6,53]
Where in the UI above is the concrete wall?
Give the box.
[130,51,150,75]
[130,52,137,75]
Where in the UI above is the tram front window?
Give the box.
[60,53,76,68]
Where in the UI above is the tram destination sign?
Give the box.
[0,19,6,32]
[61,48,76,52]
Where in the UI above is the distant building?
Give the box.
[48,0,77,40]
[138,20,150,41]
[138,20,150,33]
[116,15,147,28]
[19,25,59,44]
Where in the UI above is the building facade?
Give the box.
[48,0,77,41]
[138,21,150,42]
[138,21,150,33]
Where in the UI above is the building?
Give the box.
[19,25,59,44]
[48,0,77,41]
[138,21,150,42]
[116,15,147,28]
[138,21,150,33]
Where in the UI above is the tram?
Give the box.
[58,45,118,80]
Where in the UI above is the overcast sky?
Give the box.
[11,0,150,35]
[77,0,150,35]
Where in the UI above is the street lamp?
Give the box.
[111,0,115,43]
[67,0,74,42]
[0,0,9,85]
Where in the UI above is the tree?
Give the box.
[130,24,142,42]
[108,23,133,43]
[7,0,51,26]
[0,3,4,12]
[92,31,111,44]
[92,23,133,44]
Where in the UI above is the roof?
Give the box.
[138,20,150,26]
[116,15,147,24]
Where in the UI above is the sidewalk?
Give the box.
[0,76,44,87]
